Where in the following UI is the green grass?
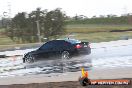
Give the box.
[69,32,132,42]
[0,42,43,50]
[0,24,132,50]
[64,24,132,42]
[0,28,6,32]
[66,24,132,33]
[0,37,15,45]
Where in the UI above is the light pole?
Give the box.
[36,20,41,42]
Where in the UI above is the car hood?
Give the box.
[24,50,37,56]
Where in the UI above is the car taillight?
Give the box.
[75,44,82,49]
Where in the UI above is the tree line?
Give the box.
[5,8,66,43]
[2,9,132,43]
[65,14,132,25]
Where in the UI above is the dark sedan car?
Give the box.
[23,39,91,63]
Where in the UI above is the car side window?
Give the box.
[51,40,62,48]
[56,40,71,47]
[39,40,71,50]
[54,41,63,47]
[40,41,53,50]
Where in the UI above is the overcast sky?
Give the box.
[0,0,132,18]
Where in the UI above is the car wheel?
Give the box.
[61,51,70,72]
[61,51,70,60]
[24,54,35,63]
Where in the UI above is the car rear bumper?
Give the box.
[78,49,91,55]
[74,47,91,55]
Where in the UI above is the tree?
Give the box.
[6,8,66,43]
[7,12,29,43]
[28,8,47,42]
[44,8,66,40]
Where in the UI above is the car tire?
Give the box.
[61,51,70,73]
[24,54,35,63]
[61,51,70,60]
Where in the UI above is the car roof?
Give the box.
[56,38,81,44]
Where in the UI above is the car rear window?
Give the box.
[65,39,81,44]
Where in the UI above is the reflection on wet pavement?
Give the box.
[0,55,92,77]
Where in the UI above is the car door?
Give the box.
[46,40,65,58]
[51,40,63,57]
[36,41,53,59]
[51,40,71,57]
[47,40,62,58]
